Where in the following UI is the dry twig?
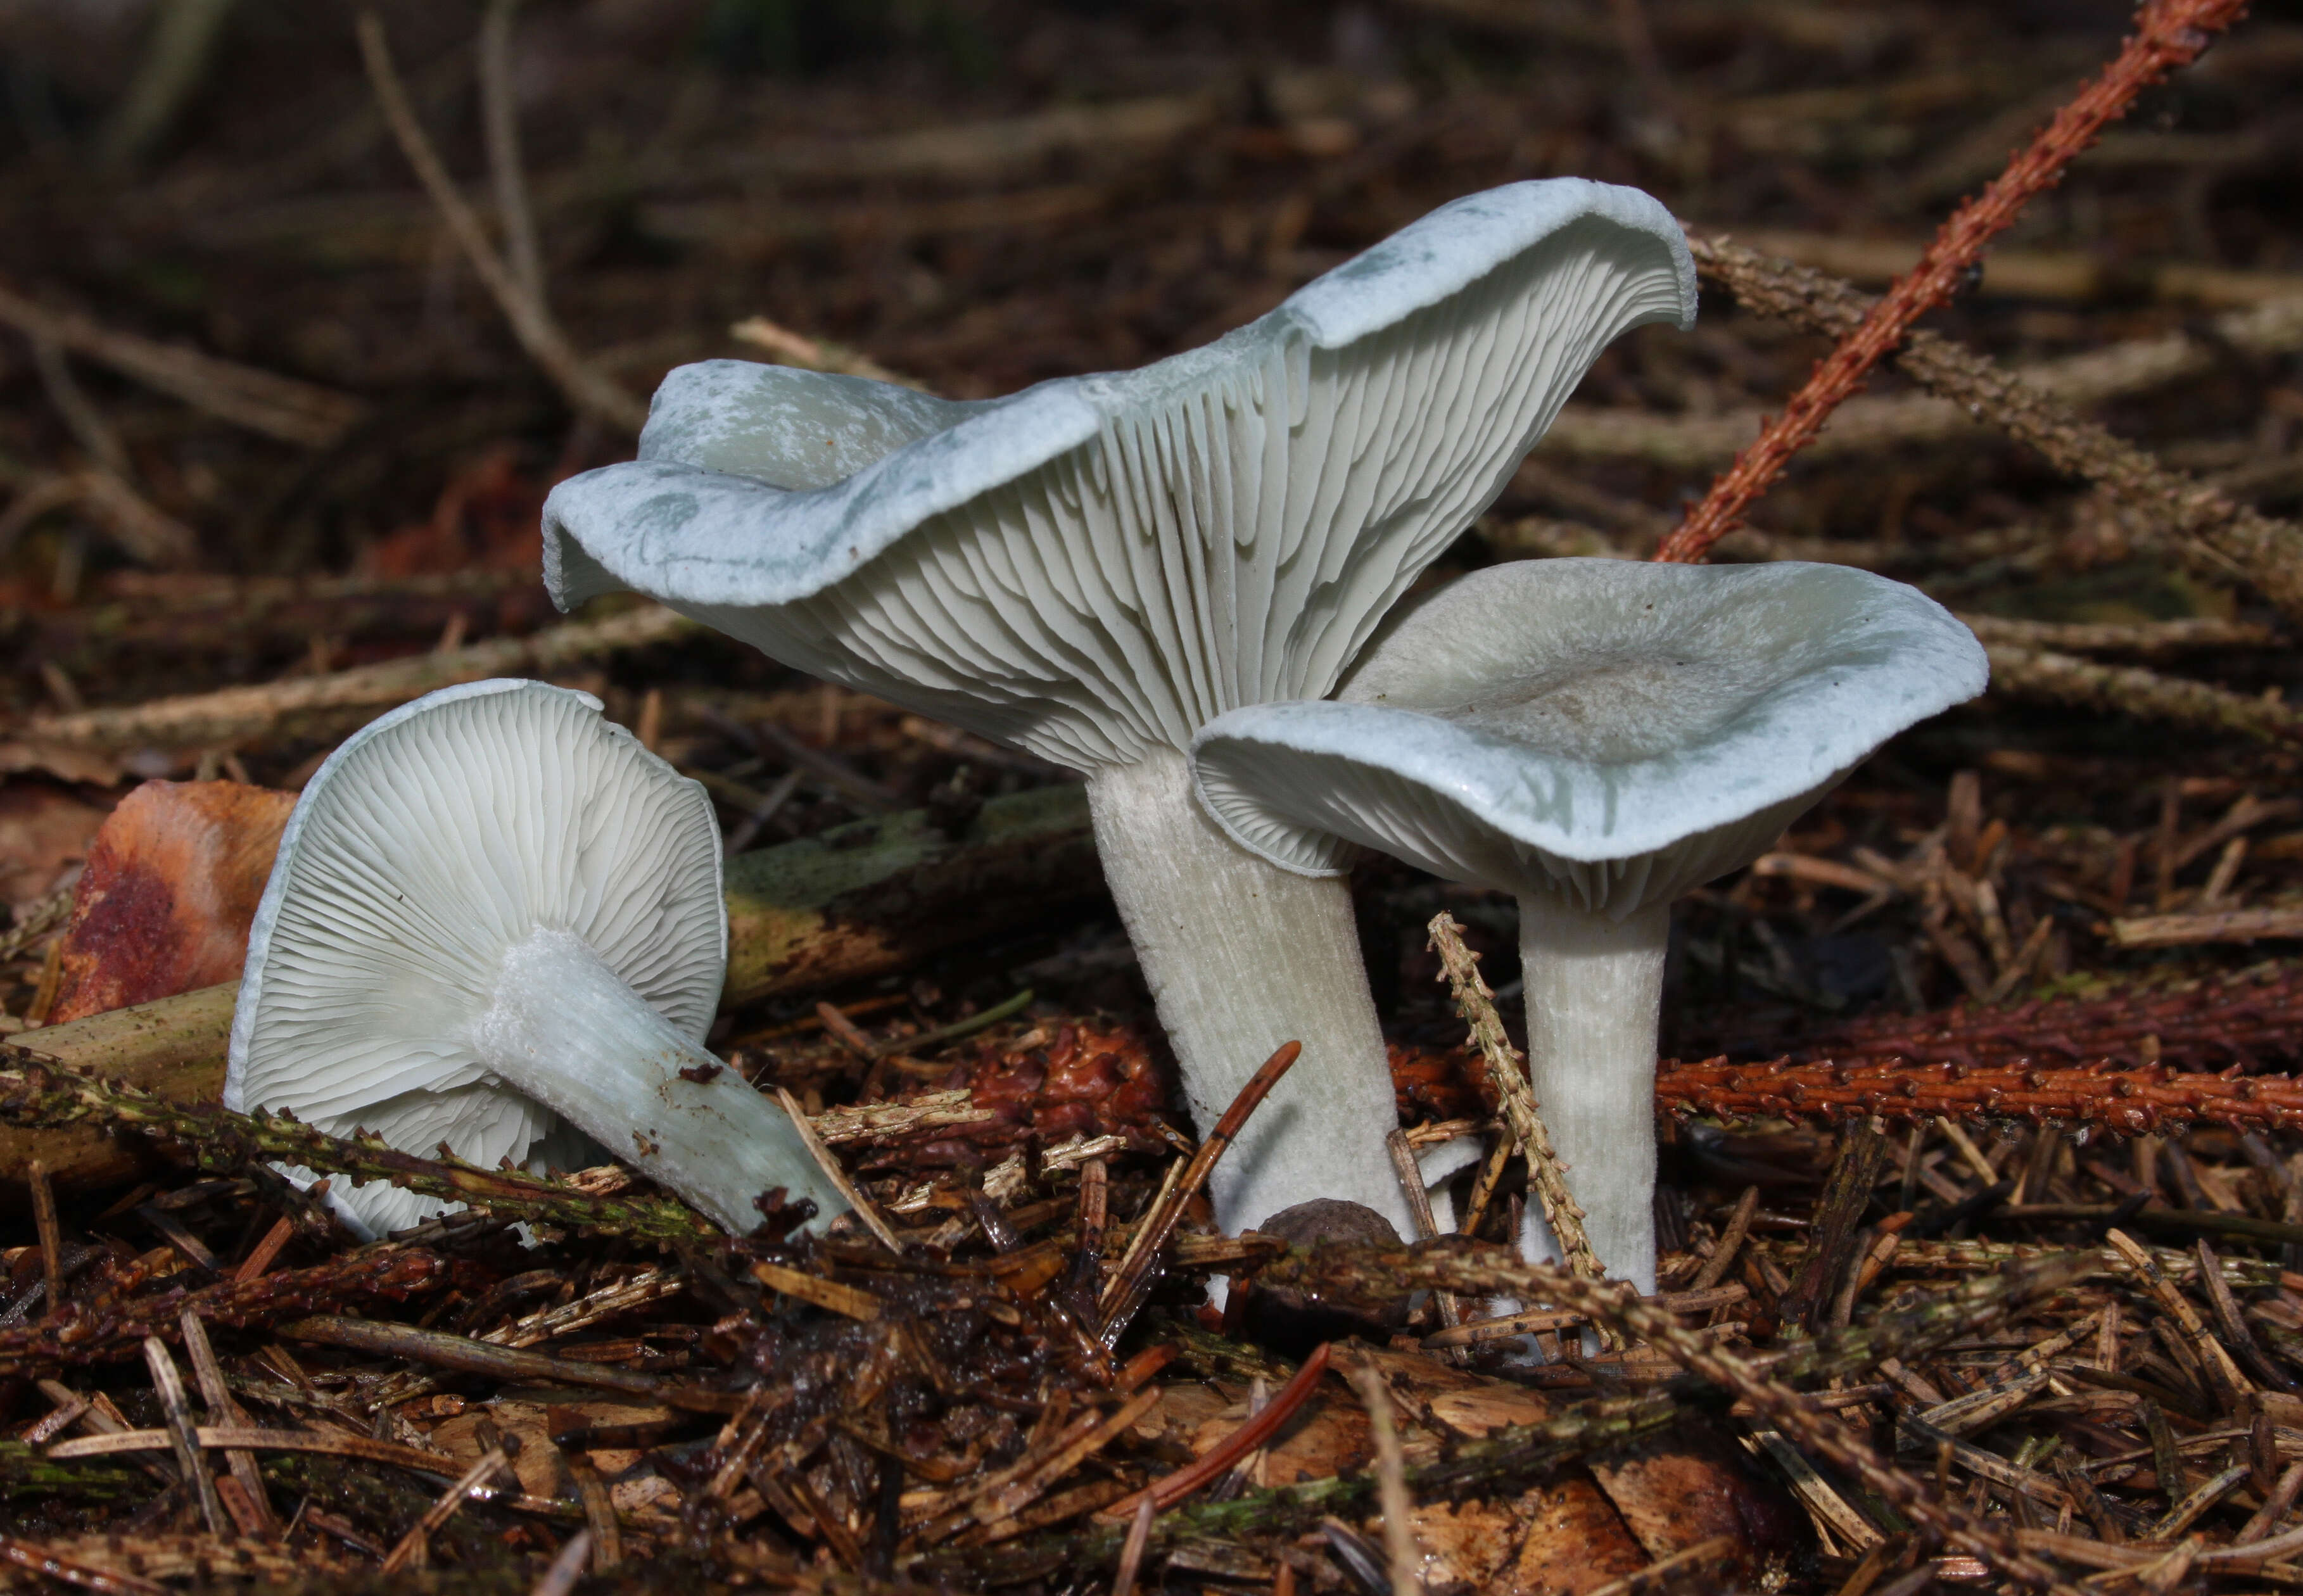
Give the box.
[13,603,692,755]
[1343,1362,1422,1596]
[1685,232,2303,621]
[1426,914,1603,1281]
[355,13,645,432]
[1097,1041,1301,1345]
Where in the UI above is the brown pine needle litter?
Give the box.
[7,0,2303,1589]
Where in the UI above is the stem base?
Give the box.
[1516,896,1668,1293]
[472,930,846,1236]
[1088,751,1409,1238]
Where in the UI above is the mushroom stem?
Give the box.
[1086,749,1409,1239]
[1514,896,1671,1293]
[468,928,849,1235]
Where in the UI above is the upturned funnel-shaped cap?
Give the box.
[225,680,726,1237]
[1189,560,1989,910]
[543,180,1696,771]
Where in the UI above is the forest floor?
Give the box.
[3,1,2303,1592]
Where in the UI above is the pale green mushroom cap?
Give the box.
[1188,559,1991,909]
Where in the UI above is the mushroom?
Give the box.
[225,678,849,1241]
[541,179,1696,1238]
[1188,559,1988,1289]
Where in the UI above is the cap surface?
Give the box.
[1190,559,1988,913]
[225,679,726,1236]
[544,180,1696,772]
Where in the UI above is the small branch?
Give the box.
[1096,1040,1300,1344]
[2109,906,2303,949]
[280,1315,738,1414]
[141,1336,224,1535]
[1691,1186,1760,1293]
[179,1309,277,1537]
[98,0,241,170]
[1385,1128,1462,1331]
[0,1247,447,1379]
[0,283,360,448]
[0,282,361,448]
[1426,914,1604,1281]
[477,0,543,309]
[29,1159,63,1326]
[775,1085,903,1251]
[355,12,645,433]
[0,1054,718,1248]
[1658,0,2247,565]
[1777,1117,1889,1334]
[1985,639,2303,745]
[381,1446,513,1574]
[23,339,198,570]
[1343,1362,1422,1596]
[1961,615,2284,657]
[1655,1054,2303,1137]
[1687,232,2303,624]
[30,338,130,479]
[15,603,692,755]
[729,317,930,391]
[531,1531,592,1596]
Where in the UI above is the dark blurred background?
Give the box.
[0,0,2295,594]
[2,0,2301,1027]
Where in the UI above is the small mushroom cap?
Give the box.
[545,180,1696,771]
[225,679,725,1236]
[1190,559,1988,914]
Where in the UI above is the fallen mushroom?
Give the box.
[543,180,1696,1237]
[1188,559,1988,1289]
[226,678,849,1240]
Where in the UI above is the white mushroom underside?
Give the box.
[226,681,726,1237]
[677,225,1689,771]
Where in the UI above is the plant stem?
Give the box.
[1517,897,1670,1293]
[1426,913,1602,1285]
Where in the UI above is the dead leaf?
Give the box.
[1350,1343,1560,1438]
[1407,1495,1525,1589]
[1190,1390,1373,1484]
[429,1400,566,1499]
[48,778,296,1022]
[1504,1476,1653,1594]
[1590,1426,1810,1572]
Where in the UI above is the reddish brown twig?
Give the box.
[1736,964,2303,1073]
[1656,1055,2303,1137]
[1655,0,2248,564]
[1103,1342,1331,1517]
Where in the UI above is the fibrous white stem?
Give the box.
[1087,749,1409,1239]
[470,929,849,1235]
[1515,896,1670,1294]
